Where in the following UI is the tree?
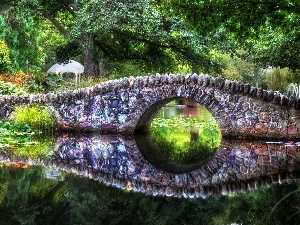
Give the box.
[0,40,11,73]
[0,6,47,73]
[157,0,300,70]
[1,0,224,77]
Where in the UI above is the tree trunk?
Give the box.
[82,33,101,77]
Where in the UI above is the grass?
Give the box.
[56,75,108,92]
[150,117,222,164]
[9,105,54,133]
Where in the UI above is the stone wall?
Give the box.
[1,73,300,139]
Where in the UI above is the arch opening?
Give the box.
[135,98,222,171]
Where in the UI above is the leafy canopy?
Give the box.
[1,0,227,75]
[157,0,300,70]
[0,40,11,73]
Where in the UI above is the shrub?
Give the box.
[0,81,26,95]
[0,71,32,88]
[10,105,54,132]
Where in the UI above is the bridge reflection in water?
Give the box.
[1,133,299,198]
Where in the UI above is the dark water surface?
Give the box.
[0,105,300,224]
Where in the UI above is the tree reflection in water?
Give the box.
[150,117,222,164]
[1,134,300,199]
[0,157,300,225]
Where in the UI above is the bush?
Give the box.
[0,71,32,88]
[0,81,26,95]
[10,105,54,132]
[27,72,64,93]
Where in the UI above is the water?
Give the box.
[155,103,213,120]
[0,104,300,224]
[152,104,222,165]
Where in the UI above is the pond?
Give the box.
[0,102,300,224]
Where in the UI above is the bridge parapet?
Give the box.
[1,73,300,139]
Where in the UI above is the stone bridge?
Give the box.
[1,73,300,139]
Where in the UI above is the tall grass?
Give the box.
[10,105,54,134]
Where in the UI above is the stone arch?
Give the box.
[133,84,233,137]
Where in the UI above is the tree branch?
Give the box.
[41,11,70,37]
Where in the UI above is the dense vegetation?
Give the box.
[157,0,300,69]
[0,0,300,92]
[10,105,54,132]
[1,1,300,223]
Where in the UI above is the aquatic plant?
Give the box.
[150,117,222,164]
[10,105,54,133]
[0,120,54,158]
[0,121,37,149]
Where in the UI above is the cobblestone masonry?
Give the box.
[1,73,300,139]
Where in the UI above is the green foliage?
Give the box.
[71,0,223,75]
[0,39,11,73]
[213,49,268,87]
[1,0,225,77]
[150,117,221,164]
[264,67,289,91]
[106,61,148,79]
[0,8,46,73]
[0,80,26,95]
[10,105,54,132]
[0,105,54,157]
[13,135,54,158]
[27,72,65,93]
[3,0,300,84]
[157,0,300,70]
[0,121,37,149]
